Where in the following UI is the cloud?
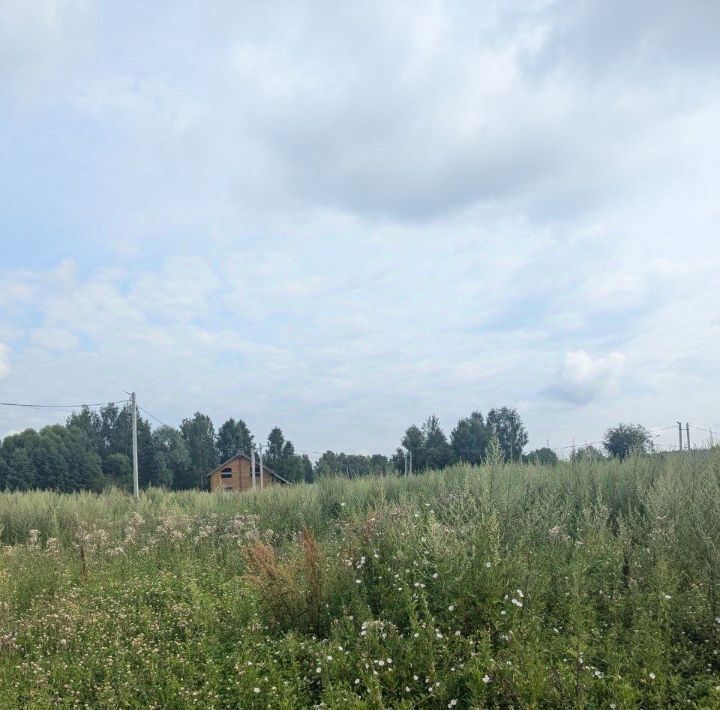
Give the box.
[0,1,719,453]
[549,351,626,405]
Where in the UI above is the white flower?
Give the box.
[316,667,322,673]
[354,679,360,685]
[649,672,656,680]
[448,605,455,611]
[663,594,672,600]
[483,674,491,683]
[517,589,524,598]
[253,688,260,693]
[485,562,491,568]
[326,656,332,661]
[432,573,439,579]
[448,700,458,707]
[511,598,523,607]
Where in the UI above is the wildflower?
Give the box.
[432,573,439,579]
[485,562,491,568]
[356,579,361,584]
[448,700,458,707]
[483,674,491,683]
[326,656,332,661]
[448,605,454,611]
[354,679,360,685]
[517,589,524,598]
[316,667,322,674]
[663,594,672,600]
[649,672,656,680]
[511,598,523,607]
[405,686,411,692]
[253,688,260,693]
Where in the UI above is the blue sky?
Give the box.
[1,0,718,456]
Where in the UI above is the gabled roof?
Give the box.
[207,452,291,485]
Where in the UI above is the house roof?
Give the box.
[207,452,291,485]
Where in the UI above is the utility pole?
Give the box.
[258,444,264,489]
[403,450,408,476]
[409,450,413,476]
[251,447,256,489]
[678,422,683,452]
[131,392,139,498]
[686,423,691,451]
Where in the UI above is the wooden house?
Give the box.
[207,453,290,492]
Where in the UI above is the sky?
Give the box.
[1,0,718,457]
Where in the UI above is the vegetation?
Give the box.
[0,405,530,492]
[394,408,528,473]
[603,423,651,461]
[1,451,719,707]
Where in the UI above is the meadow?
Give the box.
[1,451,719,708]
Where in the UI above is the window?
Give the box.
[223,485,233,492]
[221,468,232,479]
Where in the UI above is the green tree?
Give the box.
[301,454,314,483]
[422,415,453,470]
[401,425,426,472]
[524,447,559,466]
[103,452,132,490]
[571,444,605,463]
[264,428,304,483]
[486,407,528,462]
[216,418,254,462]
[451,411,489,465]
[153,426,191,489]
[603,423,650,461]
[180,413,217,489]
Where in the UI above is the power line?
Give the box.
[137,405,172,429]
[0,400,128,409]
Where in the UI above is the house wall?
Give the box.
[209,456,277,492]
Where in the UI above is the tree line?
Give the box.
[0,404,318,493]
[391,407,530,472]
[0,398,666,493]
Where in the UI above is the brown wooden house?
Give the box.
[207,453,290,492]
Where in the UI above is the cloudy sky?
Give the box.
[1,0,718,456]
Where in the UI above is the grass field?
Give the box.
[1,452,720,708]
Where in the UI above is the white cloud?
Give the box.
[551,351,626,405]
[1,1,719,452]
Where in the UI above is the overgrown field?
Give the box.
[1,452,720,708]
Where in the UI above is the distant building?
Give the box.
[207,453,290,492]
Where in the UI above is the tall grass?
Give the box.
[1,451,719,707]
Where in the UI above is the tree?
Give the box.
[571,445,605,463]
[486,408,528,462]
[422,415,453,470]
[451,411,489,465]
[216,418,254,462]
[301,454,314,483]
[524,447,559,466]
[103,453,132,490]
[180,413,217,489]
[401,425,426,472]
[603,424,650,461]
[152,426,191,489]
[264,427,303,483]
